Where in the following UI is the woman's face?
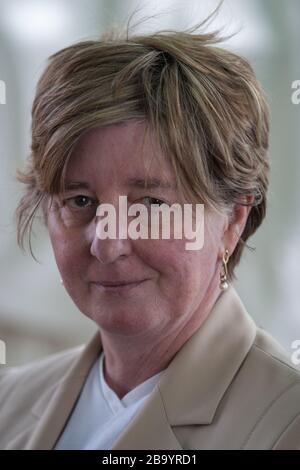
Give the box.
[47,120,227,338]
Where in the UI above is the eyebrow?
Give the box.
[126,177,177,191]
[64,178,177,191]
[64,181,91,190]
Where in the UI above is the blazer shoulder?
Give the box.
[236,328,300,449]
[0,344,85,450]
[253,327,300,378]
[0,344,85,406]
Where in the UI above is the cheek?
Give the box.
[48,214,89,282]
[140,239,213,298]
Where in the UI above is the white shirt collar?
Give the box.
[99,352,164,414]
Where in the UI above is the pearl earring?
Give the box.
[220,249,230,290]
[60,278,64,285]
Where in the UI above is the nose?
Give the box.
[89,211,133,265]
[90,235,133,264]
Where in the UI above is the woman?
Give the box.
[1,21,300,450]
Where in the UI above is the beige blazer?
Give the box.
[1,286,300,450]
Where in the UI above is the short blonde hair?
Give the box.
[15,19,270,281]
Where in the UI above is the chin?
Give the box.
[87,307,161,337]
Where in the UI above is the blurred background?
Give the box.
[0,0,299,367]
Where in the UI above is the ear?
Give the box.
[220,195,254,258]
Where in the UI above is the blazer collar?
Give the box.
[26,331,102,450]
[26,285,256,449]
[157,285,257,426]
[112,286,257,449]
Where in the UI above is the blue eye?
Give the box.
[142,197,165,207]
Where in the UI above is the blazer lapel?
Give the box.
[112,390,183,450]
[25,330,102,450]
[158,285,257,426]
[113,286,256,448]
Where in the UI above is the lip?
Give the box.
[91,279,148,293]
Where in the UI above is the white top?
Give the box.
[55,352,164,450]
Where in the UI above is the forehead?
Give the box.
[65,120,176,188]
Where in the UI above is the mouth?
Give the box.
[90,279,149,293]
